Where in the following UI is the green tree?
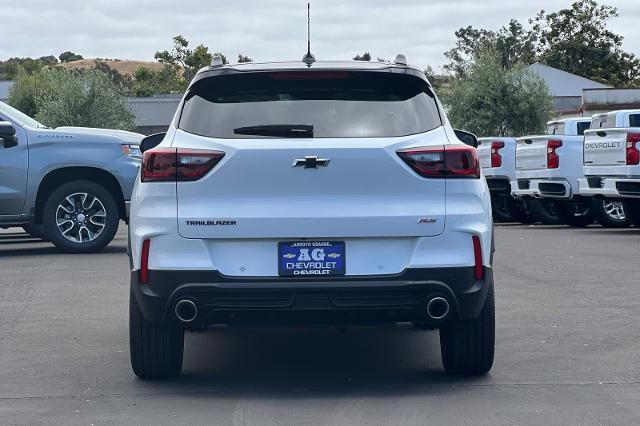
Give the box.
[130,65,185,96]
[444,20,537,77]
[58,51,84,63]
[93,61,132,91]
[442,49,553,137]
[35,68,135,130]
[237,54,253,63]
[7,67,55,117]
[353,52,371,61]
[154,35,226,80]
[531,0,640,86]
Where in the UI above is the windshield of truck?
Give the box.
[0,101,48,129]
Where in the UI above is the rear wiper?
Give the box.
[233,124,314,138]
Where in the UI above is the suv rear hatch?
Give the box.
[173,69,447,239]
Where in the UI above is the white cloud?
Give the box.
[1,0,639,72]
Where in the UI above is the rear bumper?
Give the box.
[511,179,572,199]
[131,267,492,326]
[578,177,640,199]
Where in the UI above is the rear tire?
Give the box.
[525,199,562,225]
[439,283,495,375]
[42,180,119,253]
[491,194,514,222]
[591,199,632,228]
[627,199,640,226]
[555,200,594,227]
[130,289,184,379]
[506,198,535,224]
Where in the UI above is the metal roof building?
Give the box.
[527,63,610,116]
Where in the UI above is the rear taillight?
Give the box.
[472,235,483,280]
[626,133,640,165]
[491,141,505,168]
[140,239,150,284]
[547,139,562,169]
[141,149,225,182]
[397,145,480,179]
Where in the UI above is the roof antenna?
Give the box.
[302,3,315,66]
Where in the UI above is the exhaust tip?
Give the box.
[175,299,198,323]
[426,297,450,320]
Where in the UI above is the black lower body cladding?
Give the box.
[130,267,493,326]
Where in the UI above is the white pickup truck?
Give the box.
[578,109,640,225]
[511,118,630,227]
[478,137,533,223]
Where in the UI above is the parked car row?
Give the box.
[479,110,640,227]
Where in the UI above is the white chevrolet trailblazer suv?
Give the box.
[128,58,495,379]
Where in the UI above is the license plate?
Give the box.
[278,241,345,276]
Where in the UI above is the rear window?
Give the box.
[576,121,590,135]
[178,71,442,138]
[546,122,565,135]
[629,114,640,127]
[591,114,616,129]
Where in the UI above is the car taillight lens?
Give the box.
[141,149,225,182]
[491,141,505,168]
[397,145,480,178]
[547,139,562,169]
[472,235,483,280]
[626,133,640,165]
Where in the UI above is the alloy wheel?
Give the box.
[55,192,107,243]
[603,200,626,221]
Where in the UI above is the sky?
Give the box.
[2,0,640,71]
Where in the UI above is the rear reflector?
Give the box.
[140,239,150,284]
[491,141,505,168]
[547,139,562,169]
[626,133,640,165]
[141,148,225,182]
[472,235,483,280]
[397,145,480,178]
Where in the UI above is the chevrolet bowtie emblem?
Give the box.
[292,156,331,168]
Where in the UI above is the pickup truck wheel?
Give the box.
[627,200,640,226]
[591,199,631,228]
[525,199,562,225]
[555,201,594,227]
[506,198,535,224]
[491,194,514,222]
[130,289,184,379]
[439,282,495,375]
[42,180,119,253]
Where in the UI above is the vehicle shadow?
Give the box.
[130,325,493,397]
[0,232,126,256]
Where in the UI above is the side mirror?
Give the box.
[0,121,18,148]
[140,132,166,153]
[454,129,478,148]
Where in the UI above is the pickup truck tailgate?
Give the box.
[516,136,550,171]
[584,129,629,166]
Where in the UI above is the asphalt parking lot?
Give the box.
[0,224,639,425]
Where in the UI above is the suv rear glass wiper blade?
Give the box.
[233,124,314,138]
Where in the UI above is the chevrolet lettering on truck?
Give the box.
[127,55,496,379]
[578,109,640,225]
